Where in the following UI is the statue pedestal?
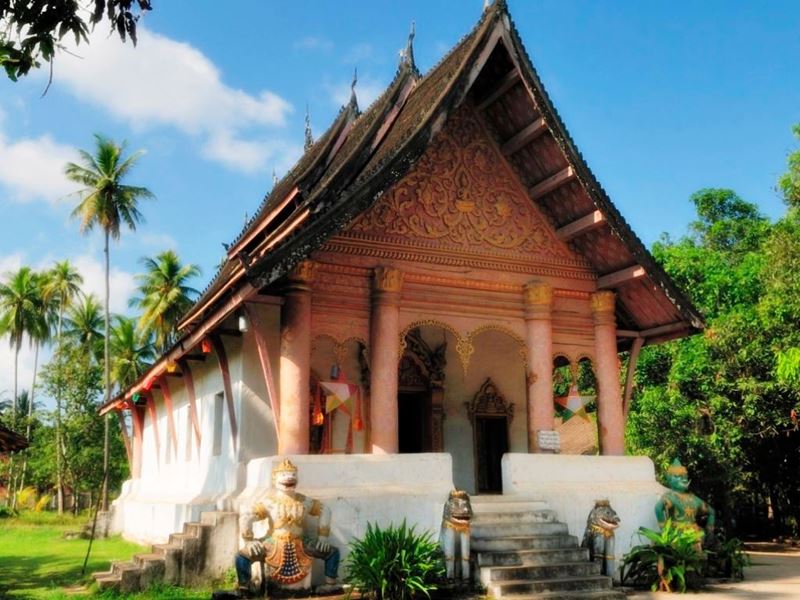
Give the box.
[501,453,666,581]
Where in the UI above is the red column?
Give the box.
[279,260,315,455]
[524,281,555,452]
[369,267,403,454]
[592,291,625,455]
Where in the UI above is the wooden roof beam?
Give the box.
[529,166,575,200]
[501,117,547,155]
[597,264,646,289]
[476,69,520,111]
[556,210,606,242]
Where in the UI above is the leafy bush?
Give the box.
[34,494,52,512]
[0,505,14,518]
[345,520,444,600]
[622,520,706,592]
[16,486,38,510]
[707,535,749,579]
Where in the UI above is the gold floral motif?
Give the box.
[591,291,616,314]
[289,260,317,284]
[524,281,554,307]
[347,107,569,259]
[373,266,404,293]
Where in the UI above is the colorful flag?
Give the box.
[555,384,593,422]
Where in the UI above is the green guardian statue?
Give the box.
[655,459,715,545]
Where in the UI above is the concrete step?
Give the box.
[477,547,590,567]
[153,543,183,585]
[472,509,558,524]
[110,561,141,593]
[488,574,612,597]
[472,521,568,538]
[498,591,625,600]
[92,571,120,591]
[134,553,166,589]
[200,510,238,526]
[471,497,550,514]
[472,534,579,552]
[482,561,601,584]
[183,521,211,537]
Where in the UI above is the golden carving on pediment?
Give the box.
[347,107,570,259]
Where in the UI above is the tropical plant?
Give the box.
[130,250,200,352]
[345,521,444,600]
[0,267,42,426]
[621,521,706,592]
[67,134,153,510]
[63,294,104,361]
[706,534,749,580]
[42,260,83,514]
[110,316,155,390]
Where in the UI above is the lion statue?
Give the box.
[440,490,473,581]
[581,499,620,577]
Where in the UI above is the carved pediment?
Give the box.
[343,106,574,263]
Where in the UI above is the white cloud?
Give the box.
[137,231,178,250]
[0,130,77,203]
[0,252,23,275]
[56,27,294,173]
[202,131,303,175]
[294,36,334,52]
[72,254,137,315]
[329,76,385,110]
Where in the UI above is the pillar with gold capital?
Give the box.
[523,281,555,452]
[370,266,403,454]
[279,260,316,454]
[592,290,625,455]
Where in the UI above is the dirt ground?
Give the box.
[627,544,800,599]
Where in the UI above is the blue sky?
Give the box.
[1,1,799,395]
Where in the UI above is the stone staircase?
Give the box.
[93,510,238,593]
[471,496,624,600]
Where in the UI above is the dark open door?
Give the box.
[475,416,509,493]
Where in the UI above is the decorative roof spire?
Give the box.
[483,0,490,11]
[398,21,418,75]
[272,168,278,187]
[348,67,360,114]
[304,104,314,150]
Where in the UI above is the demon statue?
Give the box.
[581,499,620,577]
[655,459,716,546]
[440,489,473,581]
[235,459,339,596]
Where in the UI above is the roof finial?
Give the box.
[272,168,278,187]
[483,0,490,11]
[304,103,314,150]
[399,21,417,74]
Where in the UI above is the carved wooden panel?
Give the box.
[344,106,574,263]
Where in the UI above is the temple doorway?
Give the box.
[468,378,514,494]
[398,390,431,453]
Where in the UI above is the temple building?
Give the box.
[101,0,702,561]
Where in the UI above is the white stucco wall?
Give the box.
[502,453,666,581]
[236,453,454,585]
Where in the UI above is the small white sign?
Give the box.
[537,429,561,452]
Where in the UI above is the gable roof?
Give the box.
[102,1,703,413]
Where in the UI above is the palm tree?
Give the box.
[42,260,83,514]
[0,267,41,428]
[110,316,155,390]
[66,134,153,510]
[16,271,51,497]
[130,251,200,353]
[63,295,104,362]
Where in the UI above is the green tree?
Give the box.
[130,250,200,353]
[777,125,800,209]
[67,134,153,509]
[63,294,104,361]
[42,260,83,514]
[110,316,154,389]
[1,1,153,82]
[0,267,41,426]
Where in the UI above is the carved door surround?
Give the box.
[398,328,447,452]
[467,378,514,493]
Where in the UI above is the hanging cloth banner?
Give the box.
[555,383,594,422]
[317,373,362,453]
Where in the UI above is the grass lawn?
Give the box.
[0,511,221,599]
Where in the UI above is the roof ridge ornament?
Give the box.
[272,168,278,187]
[398,21,420,77]
[349,67,359,109]
[304,103,314,150]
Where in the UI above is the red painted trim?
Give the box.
[244,305,280,436]
[117,409,132,467]
[146,396,161,460]
[131,405,145,478]
[178,358,202,452]
[160,376,179,461]
[211,334,238,453]
[227,187,300,258]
